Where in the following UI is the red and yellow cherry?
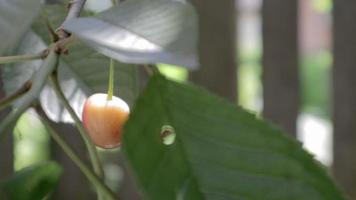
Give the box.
[82,93,130,149]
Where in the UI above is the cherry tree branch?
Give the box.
[0,52,47,64]
[0,81,32,112]
[56,0,87,39]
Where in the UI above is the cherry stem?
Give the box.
[107,58,115,101]
[36,105,117,200]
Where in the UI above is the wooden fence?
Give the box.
[191,0,356,199]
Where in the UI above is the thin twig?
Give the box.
[53,1,107,199]
[0,52,47,65]
[0,35,75,65]
[56,0,87,39]
[35,105,117,200]
[0,81,32,112]
[53,36,76,54]
[41,7,59,42]
[49,72,104,179]
[0,47,58,139]
[0,1,85,64]
[49,72,106,200]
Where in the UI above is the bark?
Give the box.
[262,0,300,137]
[189,0,237,102]
[333,1,356,198]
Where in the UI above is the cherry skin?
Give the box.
[82,93,130,149]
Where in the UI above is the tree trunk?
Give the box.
[333,1,356,198]
[0,70,13,180]
[262,0,300,137]
[189,0,237,102]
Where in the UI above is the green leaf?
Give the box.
[63,0,198,69]
[122,75,346,200]
[1,161,62,200]
[1,32,44,97]
[0,0,41,55]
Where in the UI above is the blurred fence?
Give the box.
[190,0,356,199]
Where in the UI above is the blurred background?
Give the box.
[1,0,355,199]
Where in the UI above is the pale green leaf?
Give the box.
[0,0,41,55]
[63,0,198,69]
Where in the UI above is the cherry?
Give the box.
[82,93,130,149]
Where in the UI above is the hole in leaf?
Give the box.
[160,125,176,145]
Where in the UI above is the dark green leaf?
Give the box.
[63,0,198,69]
[1,161,62,200]
[123,75,346,200]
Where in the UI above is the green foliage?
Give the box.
[312,0,332,13]
[14,111,50,171]
[238,49,262,111]
[158,64,188,82]
[301,52,331,117]
[0,161,62,200]
[123,75,346,200]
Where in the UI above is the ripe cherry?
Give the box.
[82,93,130,149]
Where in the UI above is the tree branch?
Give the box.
[41,7,59,42]
[0,81,32,112]
[0,52,47,65]
[0,0,84,64]
[49,72,107,200]
[49,72,104,179]
[0,47,58,139]
[56,0,87,39]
